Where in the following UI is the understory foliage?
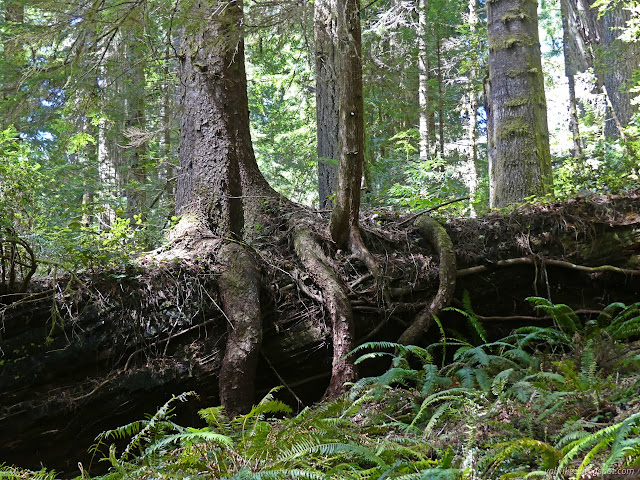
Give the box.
[4,298,640,480]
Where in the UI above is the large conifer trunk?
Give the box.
[174,0,268,415]
[486,0,553,207]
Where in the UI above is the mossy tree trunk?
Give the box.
[486,0,553,208]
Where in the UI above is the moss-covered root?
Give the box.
[218,241,263,417]
[398,216,456,345]
[292,217,357,399]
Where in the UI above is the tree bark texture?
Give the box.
[329,0,365,249]
[218,241,263,416]
[418,0,430,161]
[487,0,553,207]
[465,0,480,214]
[565,0,639,138]
[560,0,583,158]
[436,31,445,157]
[315,0,339,209]
[175,0,249,238]
[173,0,274,415]
[601,5,639,139]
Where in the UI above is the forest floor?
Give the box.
[2,194,640,478]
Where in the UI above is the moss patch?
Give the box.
[500,9,529,23]
[505,95,531,108]
[497,116,532,139]
[490,33,536,51]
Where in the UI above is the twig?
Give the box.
[260,351,304,407]
[457,257,640,277]
[397,197,470,227]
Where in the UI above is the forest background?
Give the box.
[0,0,638,261]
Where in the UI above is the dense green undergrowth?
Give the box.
[3,297,640,480]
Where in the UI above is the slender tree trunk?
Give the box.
[418,0,429,161]
[486,0,553,207]
[123,9,147,223]
[466,0,480,214]
[163,42,174,202]
[436,30,445,158]
[315,0,340,209]
[329,0,365,250]
[484,77,496,205]
[560,0,583,158]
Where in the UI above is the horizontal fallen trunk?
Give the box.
[2,196,640,476]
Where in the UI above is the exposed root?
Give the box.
[348,227,390,303]
[291,216,357,399]
[398,216,457,345]
[217,241,263,416]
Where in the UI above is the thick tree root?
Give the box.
[291,217,357,399]
[398,216,457,345]
[218,240,263,416]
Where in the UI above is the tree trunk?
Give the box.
[436,30,445,158]
[564,0,638,140]
[175,0,265,413]
[484,77,495,206]
[466,0,480,214]
[601,5,639,139]
[486,0,553,207]
[329,0,365,250]
[315,0,339,209]
[123,9,147,224]
[560,0,583,158]
[418,0,430,161]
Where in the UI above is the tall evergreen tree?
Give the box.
[486,0,553,207]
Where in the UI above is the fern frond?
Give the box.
[559,412,640,475]
[597,302,627,327]
[144,429,233,456]
[354,351,395,364]
[424,402,453,436]
[490,439,560,471]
